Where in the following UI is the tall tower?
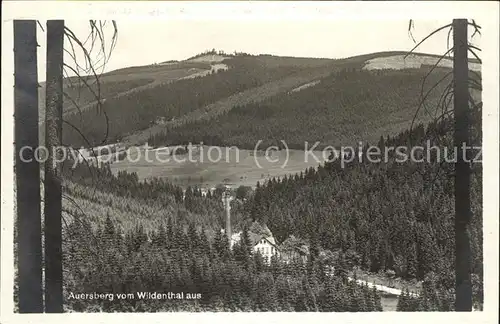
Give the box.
[222,188,233,246]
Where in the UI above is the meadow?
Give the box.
[108,146,327,188]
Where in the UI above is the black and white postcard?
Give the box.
[1,1,498,323]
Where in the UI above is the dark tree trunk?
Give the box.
[14,19,43,313]
[453,18,473,311]
[44,20,65,313]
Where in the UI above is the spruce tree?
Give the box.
[166,217,174,248]
[158,224,167,247]
[187,222,199,252]
[373,286,383,311]
[364,284,375,311]
[104,213,116,236]
[199,226,211,256]
[396,290,406,311]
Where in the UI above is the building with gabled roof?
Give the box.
[279,235,309,263]
[250,233,280,261]
[222,188,306,263]
[230,222,280,262]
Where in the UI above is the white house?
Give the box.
[230,222,280,262]
[252,235,280,260]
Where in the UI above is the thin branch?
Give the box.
[468,70,482,84]
[405,23,453,59]
[63,91,84,121]
[420,71,453,118]
[435,81,453,118]
[408,20,416,43]
[446,27,453,57]
[62,63,102,116]
[63,27,102,93]
[37,20,45,32]
[468,44,482,52]
[469,20,482,38]
[468,79,482,91]
[408,48,453,146]
[467,47,482,64]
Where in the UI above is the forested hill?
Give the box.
[58,50,480,148]
[149,67,455,149]
[242,106,483,307]
[58,105,484,311]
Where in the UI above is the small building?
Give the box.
[230,222,280,262]
[229,223,315,265]
[250,233,280,261]
[279,235,309,264]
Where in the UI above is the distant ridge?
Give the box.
[51,50,481,149]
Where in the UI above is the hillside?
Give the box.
[148,66,461,149]
[243,107,483,309]
[55,50,480,148]
[39,61,212,121]
[28,48,484,313]
[56,105,483,312]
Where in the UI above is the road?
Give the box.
[347,277,479,312]
[347,277,419,297]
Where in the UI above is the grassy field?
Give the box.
[109,146,327,188]
[363,53,482,71]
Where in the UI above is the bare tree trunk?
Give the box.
[14,19,43,313]
[453,18,472,311]
[44,19,64,313]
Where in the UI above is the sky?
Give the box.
[29,19,480,81]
